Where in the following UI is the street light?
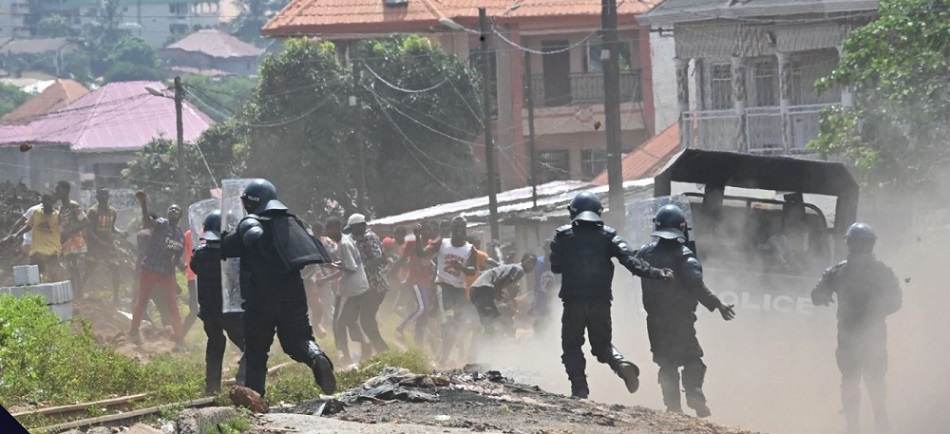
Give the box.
[144,76,186,207]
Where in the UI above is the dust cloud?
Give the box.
[480,188,950,434]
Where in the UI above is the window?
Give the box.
[710,63,732,110]
[753,60,777,107]
[581,149,607,180]
[585,38,635,73]
[538,150,571,183]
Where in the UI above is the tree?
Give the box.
[0,83,31,119]
[178,74,257,123]
[241,36,483,219]
[242,38,355,217]
[810,0,950,188]
[103,37,164,83]
[356,35,482,216]
[36,14,75,38]
[123,124,245,207]
[231,0,290,47]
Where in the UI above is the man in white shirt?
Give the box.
[332,218,370,365]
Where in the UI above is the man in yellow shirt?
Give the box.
[5,194,62,281]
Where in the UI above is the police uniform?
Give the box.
[222,179,336,397]
[550,192,666,398]
[636,240,724,416]
[812,223,901,433]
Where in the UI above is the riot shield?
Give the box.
[624,195,694,249]
[220,179,255,313]
[188,199,219,247]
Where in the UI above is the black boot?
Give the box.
[304,341,337,394]
[570,377,589,399]
[614,361,640,394]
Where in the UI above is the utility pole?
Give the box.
[601,0,625,232]
[523,51,538,209]
[479,8,500,241]
[351,58,368,213]
[174,75,186,207]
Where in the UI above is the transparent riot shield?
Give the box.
[188,199,219,247]
[220,179,255,313]
[624,195,694,249]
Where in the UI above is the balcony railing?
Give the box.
[528,71,642,107]
[681,104,837,156]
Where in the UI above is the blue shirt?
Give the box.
[141,217,185,275]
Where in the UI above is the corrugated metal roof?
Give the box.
[0,38,76,55]
[165,29,265,59]
[263,0,653,36]
[592,123,680,185]
[1,79,89,126]
[638,0,877,26]
[370,180,591,227]
[0,81,214,153]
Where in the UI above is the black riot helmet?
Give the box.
[241,178,287,215]
[653,204,688,242]
[845,222,876,254]
[202,210,222,241]
[567,191,603,223]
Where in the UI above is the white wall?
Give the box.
[649,30,678,133]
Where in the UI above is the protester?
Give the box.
[55,180,89,298]
[332,216,370,365]
[348,213,390,357]
[396,221,437,346]
[128,192,185,349]
[86,188,127,305]
[5,194,62,282]
[470,253,537,339]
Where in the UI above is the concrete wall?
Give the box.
[0,145,80,192]
[649,30,678,134]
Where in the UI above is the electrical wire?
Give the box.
[362,62,450,94]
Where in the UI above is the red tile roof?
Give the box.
[263,0,653,35]
[0,81,214,153]
[591,123,680,185]
[1,79,89,125]
[165,29,264,59]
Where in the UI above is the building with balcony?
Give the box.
[262,0,669,189]
[639,0,877,156]
[30,0,221,48]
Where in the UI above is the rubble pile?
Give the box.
[0,182,41,280]
[276,367,759,434]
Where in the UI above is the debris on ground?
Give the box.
[271,367,762,434]
[230,385,269,414]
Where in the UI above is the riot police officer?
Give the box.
[812,222,901,434]
[221,179,336,397]
[550,191,673,399]
[634,205,735,418]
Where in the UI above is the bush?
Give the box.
[0,295,203,407]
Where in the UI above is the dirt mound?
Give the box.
[273,367,761,434]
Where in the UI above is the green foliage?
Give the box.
[206,416,251,434]
[0,83,31,118]
[103,37,165,83]
[242,38,354,216]
[36,14,75,38]
[180,74,257,123]
[243,36,482,219]
[809,0,950,186]
[0,295,203,408]
[264,349,432,404]
[357,35,482,216]
[231,0,291,47]
[123,126,245,207]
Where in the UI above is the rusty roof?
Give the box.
[263,0,653,36]
[591,123,680,185]
[1,79,89,126]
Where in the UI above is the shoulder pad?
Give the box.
[822,261,847,276]
[678,244,697,259]
[555,224,573,235]
[601,226,618,236]
[238,216,262,231]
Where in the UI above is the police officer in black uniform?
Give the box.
[221,179,336,397]
[550,191,673,399]
[634,205,735,418]
[812,222,901,434]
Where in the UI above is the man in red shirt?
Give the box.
[395,221,437,346]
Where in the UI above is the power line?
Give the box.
[362,62,450,94]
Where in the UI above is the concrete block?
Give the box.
[0,281,73,304]
[48,302,72,322]
[176,407,240,434]
[12,265,39,286]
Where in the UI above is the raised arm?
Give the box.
[135,191,155,230]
